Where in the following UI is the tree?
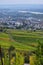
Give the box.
[0,46,3,65]
[35,40,43,65]
[8,46,15,65]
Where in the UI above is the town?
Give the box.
[0,9,43,31]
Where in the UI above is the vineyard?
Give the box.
[0,29,43,65]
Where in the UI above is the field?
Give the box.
[0,29,43,50]
[0,29,43,65]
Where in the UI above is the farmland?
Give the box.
[0,29,43,50]
[0,29,43,65]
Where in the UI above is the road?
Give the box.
[24,64,30,65]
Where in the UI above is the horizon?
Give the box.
[0,4,43,9]
[0,4,43,5]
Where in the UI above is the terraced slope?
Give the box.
[0,30,43,51]
[9,30,43,45]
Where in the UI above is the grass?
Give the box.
[0,29,43,65]
[0,29,43,51]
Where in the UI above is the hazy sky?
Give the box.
[0,0,43,5]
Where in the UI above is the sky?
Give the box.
[0,0,43,5]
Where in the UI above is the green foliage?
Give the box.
[35,40,43,65]
[0,29,43,65]
[15,52,24,65]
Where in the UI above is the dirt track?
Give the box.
[24,64,30,65]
